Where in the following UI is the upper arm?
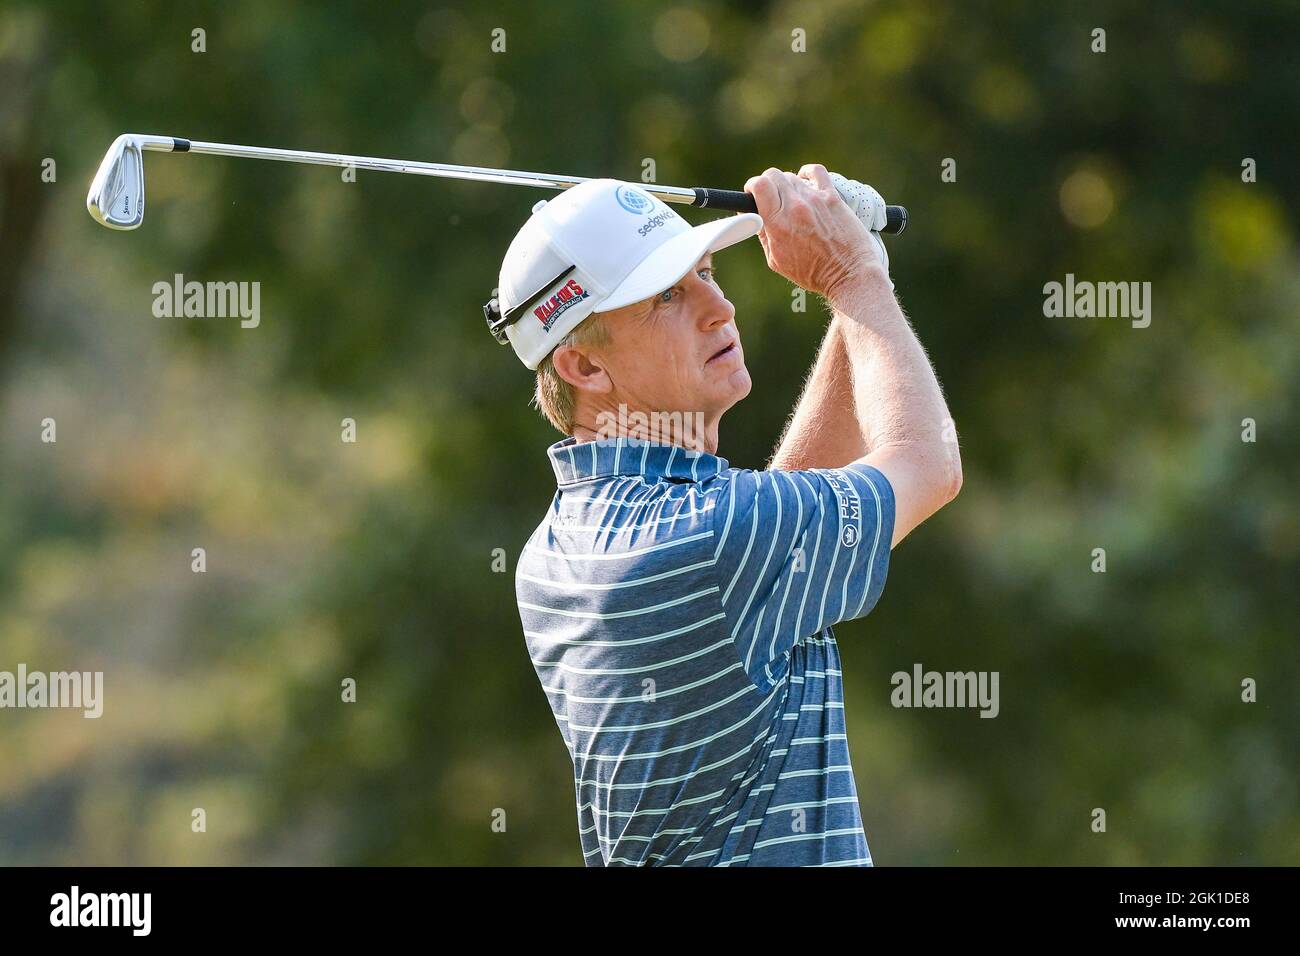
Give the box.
[859,443,961,549]
[712,465,894,687]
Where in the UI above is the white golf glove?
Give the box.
[829,172,892,289]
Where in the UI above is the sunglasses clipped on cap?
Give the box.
[483,264,577,345]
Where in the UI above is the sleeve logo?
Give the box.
[824,470,863,549]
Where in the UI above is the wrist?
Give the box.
[824,260,892,311]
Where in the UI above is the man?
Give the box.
[489,165,961,865]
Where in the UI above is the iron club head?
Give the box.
[86,134,179,230]
[86,134,146,230]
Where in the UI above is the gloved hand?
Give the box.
[827,172,891,289]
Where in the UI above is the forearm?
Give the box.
[830,267,948,450]
[831,264,963,538]
[767,317,868,470]
[770,266,958,473]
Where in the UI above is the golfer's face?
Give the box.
[597,253,751,420]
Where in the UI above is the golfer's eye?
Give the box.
[698,267,717,283]
[658,288,678,304]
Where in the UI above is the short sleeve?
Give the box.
[711,463,894,687]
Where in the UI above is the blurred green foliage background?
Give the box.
[0,0,1295,865]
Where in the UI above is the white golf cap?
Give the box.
[487,179,763,369]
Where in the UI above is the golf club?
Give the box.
[86,133,909,235]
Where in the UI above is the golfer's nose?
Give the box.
[694,279,734,331]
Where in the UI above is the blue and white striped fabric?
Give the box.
[517,435,894,866]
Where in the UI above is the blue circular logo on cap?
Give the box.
[615,185,653,215]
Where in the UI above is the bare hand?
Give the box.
[743,164,883,298]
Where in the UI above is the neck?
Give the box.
[571,401,721,455]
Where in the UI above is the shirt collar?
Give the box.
[547,436,728,487]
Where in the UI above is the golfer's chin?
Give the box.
[707,363,752,416]
[730,365,753,401]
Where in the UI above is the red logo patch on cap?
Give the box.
[534,278,590,331]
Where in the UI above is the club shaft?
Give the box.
[140,136,907,234]
[168,139,700,203]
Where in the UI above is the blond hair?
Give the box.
[532,313,612,434]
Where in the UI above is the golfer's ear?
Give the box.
[552,344,612,394]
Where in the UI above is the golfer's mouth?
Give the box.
[707,342,738,365]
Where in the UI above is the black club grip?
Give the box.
[691,187,908,236]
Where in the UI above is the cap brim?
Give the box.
[598,212,762,313]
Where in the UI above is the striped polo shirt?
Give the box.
[516,435,894,866]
